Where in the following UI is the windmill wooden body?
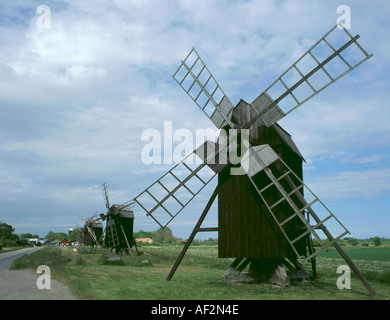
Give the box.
[218,102,306,259]
[99,182,139,255]
[133,24,377,295]
[80,221,104,246]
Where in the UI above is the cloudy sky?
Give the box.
[0,0,389,240]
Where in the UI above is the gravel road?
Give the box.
[0,248,78,300]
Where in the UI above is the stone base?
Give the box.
[222,258,296,287]
[221,270,255,283]
[268,266,290,287]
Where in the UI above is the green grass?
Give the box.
[318,246,390,262]
[0,247,29,254]
[10,246,72,269]
[10,245,390,300]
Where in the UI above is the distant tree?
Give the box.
[348,238,359,246]
[45,231,55,241]
[44,231,68,242]
[20,233,33,239]
[373,237,382,246]
[134,230,153,239]
[68,228,80,242]
[0,223,18,241]
[152,227,177,244]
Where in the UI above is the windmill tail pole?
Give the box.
[284,176,377,297]
[166,186,219,281]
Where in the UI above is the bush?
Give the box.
[1,239,18,247]
[373,237,382,246]
[16,239,30,246]
[348,238,359,246]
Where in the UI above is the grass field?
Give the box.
[10,244,390,300]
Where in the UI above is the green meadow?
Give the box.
[10,243,390,300]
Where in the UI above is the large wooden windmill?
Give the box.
[133,24,376,295]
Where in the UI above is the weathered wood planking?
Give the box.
[218,100,307,259]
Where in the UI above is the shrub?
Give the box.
[348,238,359,246]
[373,237,382,246]
[16,239,30,246]
[1,239,18,247]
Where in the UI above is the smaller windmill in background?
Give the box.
[100,182,139,255]
[77,211,104,247]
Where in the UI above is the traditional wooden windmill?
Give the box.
[100,182,139,255]
[133,23,376,295]
[78,211,104,247]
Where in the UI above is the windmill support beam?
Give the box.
[284,175,377,297]
[92,226,106,255]
[166,186,219,281]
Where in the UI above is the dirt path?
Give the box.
[0,267,78,300]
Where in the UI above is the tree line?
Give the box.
[0,222,40,248]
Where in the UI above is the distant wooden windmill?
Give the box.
[100,182,139,255]
[133,23,376,295]
[78,211,104,247]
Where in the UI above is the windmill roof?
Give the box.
[272,123,305,161]
[111,205,135,219]
[231,99,305,161]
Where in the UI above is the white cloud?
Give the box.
[307,167,390,201]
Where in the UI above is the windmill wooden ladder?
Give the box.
[107,222,120,248]
[86,225,98,245]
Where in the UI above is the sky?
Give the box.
[0,0,389,240]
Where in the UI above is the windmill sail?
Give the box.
[245,23,373,129]
[244,144,350,264]
[102,182,110,209]
[134,143,226,228]
[172,48,235,129]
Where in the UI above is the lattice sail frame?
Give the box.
[172,48,235,129]
[134,143,226,228]
[245,144,350,264]
[246,23,372,129]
